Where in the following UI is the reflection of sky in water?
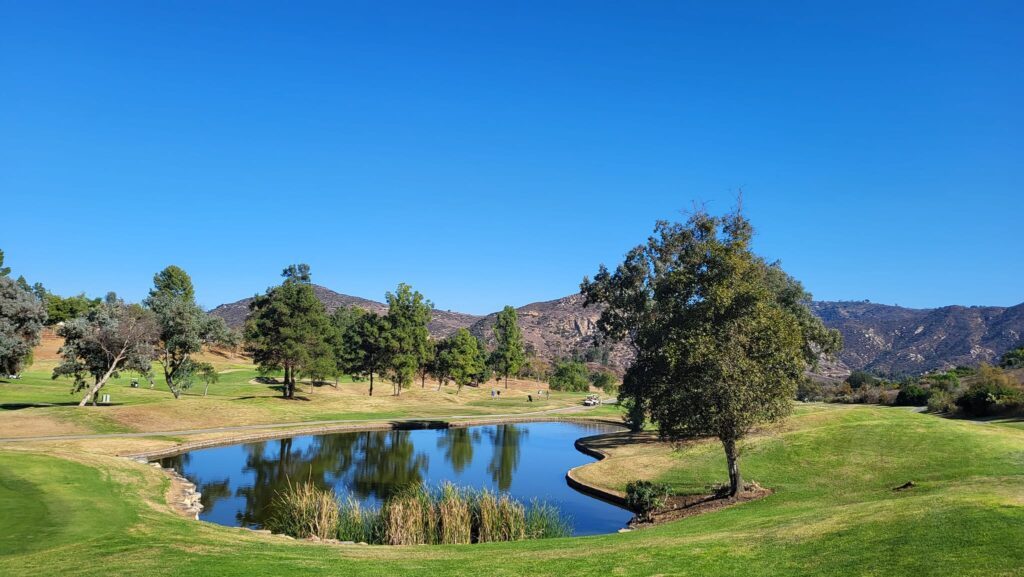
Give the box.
[161,421,632,535]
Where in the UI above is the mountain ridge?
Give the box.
[209,286,1024,377]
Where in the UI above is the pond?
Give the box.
[159,421,633,536]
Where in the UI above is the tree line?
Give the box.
[0,250,531,405]
[242,264,528,398]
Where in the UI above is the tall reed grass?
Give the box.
[265,479,339,540]
[267,479,572,545]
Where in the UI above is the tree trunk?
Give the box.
[504,374,508,389]
[283,365,292,399]
[723,438,742,497]
[78,353,124,407]
[164,358,183,399]
[369,372,374,396]
[167,374,181,399]
[203,383,209,397]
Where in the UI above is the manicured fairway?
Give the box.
[1,404,1021,576]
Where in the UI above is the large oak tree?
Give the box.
[582,208,841,496]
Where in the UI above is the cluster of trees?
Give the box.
[0,250,239,405]
[581,208,841,496]
[51,265,237,405]
[242,266,528,398]
[999,345,1024,370]
[800,359,1024,417]
[545,360,618,393]
[0,250,47,376]
[0,250,104,326]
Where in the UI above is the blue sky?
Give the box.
[2,1,1021,314]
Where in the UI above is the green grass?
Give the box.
[0,364,268,406]
[1,404,1021,576]
[0,365,588,438]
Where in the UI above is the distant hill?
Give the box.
[209,288,1024,377]
[467,293,632,370]
[811,301,1024,376]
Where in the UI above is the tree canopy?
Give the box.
[548,360,590,392]
[490,305,525,389]
[438,328,485,394]
[382,283,432,396]
[53,293,158,406]
[244,264,331,399]
[582,208,841,496]
[0,270,47,376]
[145,266,236,398]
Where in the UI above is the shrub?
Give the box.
[895,383,929,406]
[589,370,618,394]
[853,385,883,405]
[548,361,590,392]
[796,379,824,402]
[999,346,1024,369]
[266,480,339,540]
[846,370,878,389]
[625,480,672,522]
[878,388,899,405]
[927,390,957,414]
[924,371,960,393]
[955,364,1023,417]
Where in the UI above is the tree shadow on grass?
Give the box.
[1,402,126,410]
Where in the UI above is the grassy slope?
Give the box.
[1,404,1022,576]
[0,363,586,438]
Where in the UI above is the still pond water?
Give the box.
[160,421,632,536]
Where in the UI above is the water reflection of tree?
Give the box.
[234,434,363,526]
[350,431,428,501]
[436,427,480,473]
[235,439,299,526]
[486,425,527,491]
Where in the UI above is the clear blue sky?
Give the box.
[2,1,1021,314]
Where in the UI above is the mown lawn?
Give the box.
[0,404,1021,576]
